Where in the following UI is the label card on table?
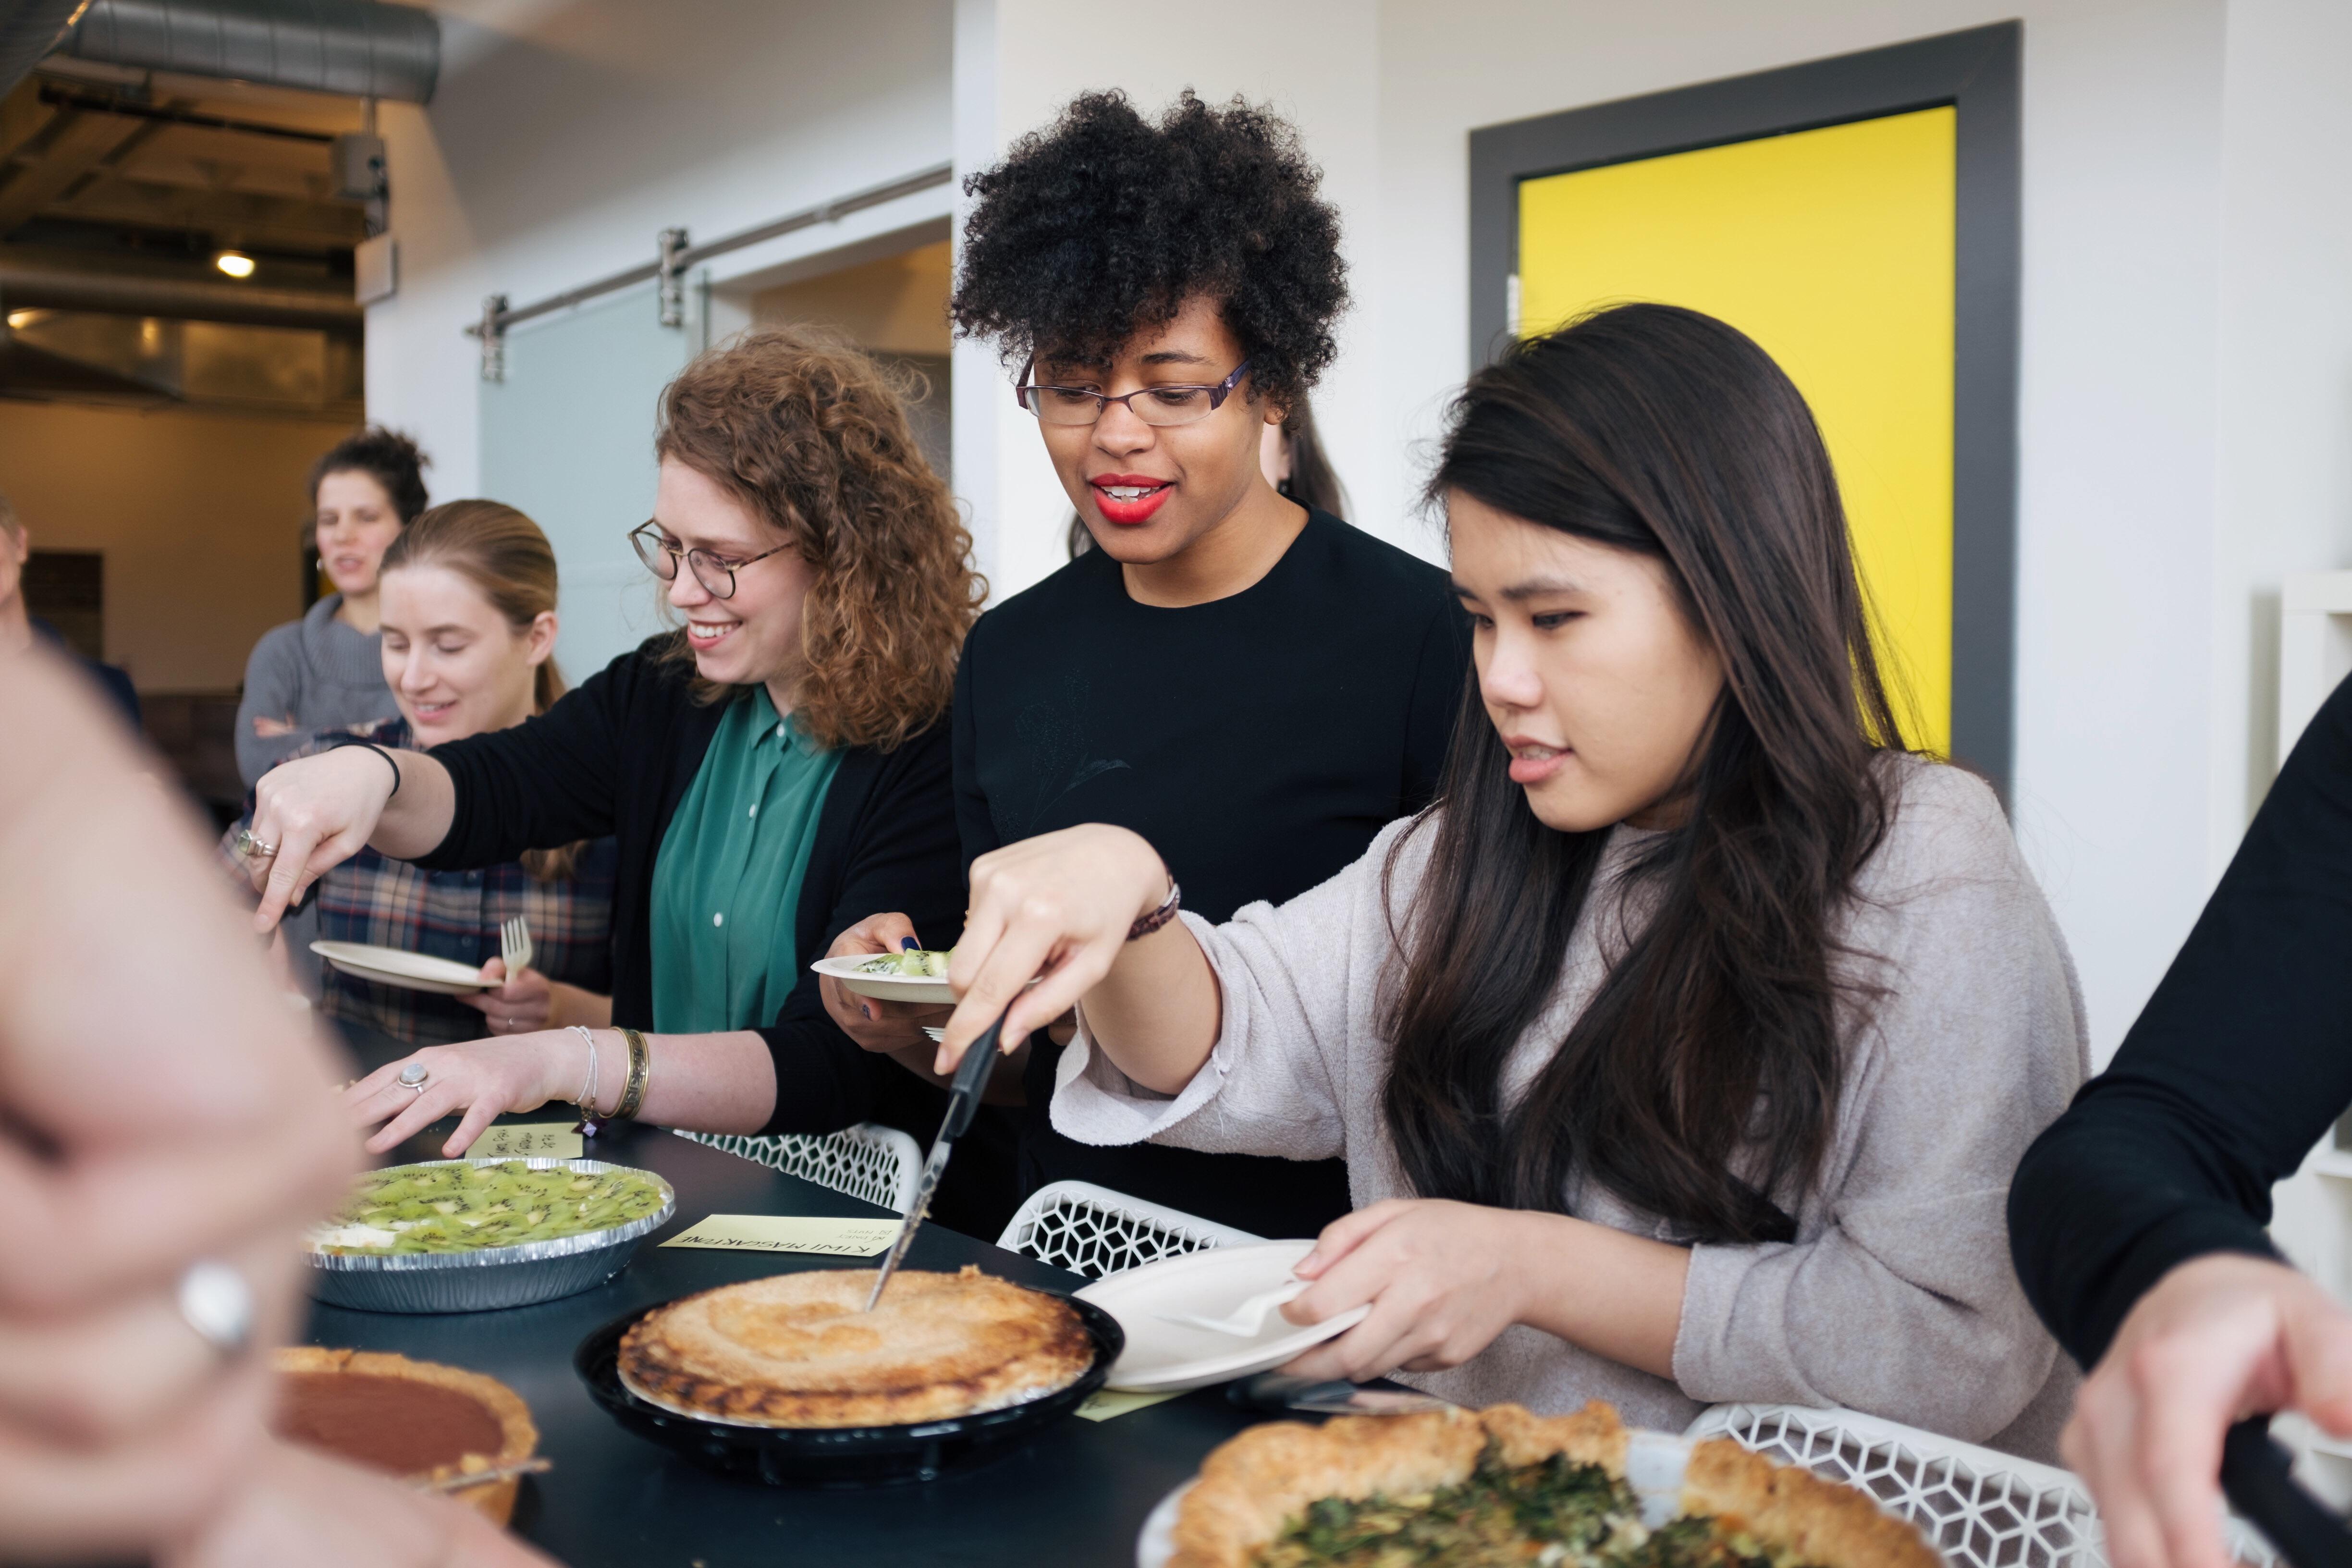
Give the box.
[471,1123,585,1159]
[1075,1388,1182,1422]
[661,1214,905,1257]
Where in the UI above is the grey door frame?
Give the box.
[1467,22,2021,796]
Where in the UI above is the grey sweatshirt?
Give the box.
[234,594,398,785]
[1054,755,2087,1459]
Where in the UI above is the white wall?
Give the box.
[2209,0,2352,845]
[366,0,956,499]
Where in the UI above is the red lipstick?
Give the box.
[1089,472,1173,527]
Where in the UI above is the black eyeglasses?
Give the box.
[628,521,790,600]
[1014,359,1253,427]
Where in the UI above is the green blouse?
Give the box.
[649,687,844,1034]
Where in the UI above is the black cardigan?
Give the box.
[417,639,966,1140]
[2009,669,2352,1367]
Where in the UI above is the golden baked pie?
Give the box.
[617,1264,1094,1428]
[1172,1401,1940,1568]
[271,1348,538,1524]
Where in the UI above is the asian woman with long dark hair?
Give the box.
[931,303,2088,1455]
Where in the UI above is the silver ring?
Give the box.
[176,1260,254,1358]
[234,828,279,859]
[398,1061,429,1093]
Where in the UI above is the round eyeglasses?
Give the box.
[627,521,789,600]
[1014,359,1253,428]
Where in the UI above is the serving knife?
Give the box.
[1229,1373,1454,1417]
[2220,1419,2352,1568]
[863,1005,1009,1312]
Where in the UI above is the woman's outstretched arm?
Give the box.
[934,824,1220,1091]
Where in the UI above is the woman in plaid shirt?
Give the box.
[228,501,617,1046]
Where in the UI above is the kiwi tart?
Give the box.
[313,1160,670,1255]
[857,947,954,979]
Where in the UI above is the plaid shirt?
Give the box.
[225,719,617,1045]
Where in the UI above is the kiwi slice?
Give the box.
[316,1160,665,1254]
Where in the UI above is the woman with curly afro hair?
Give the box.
[836,91,1467,1241]
[237,327,1020,1236]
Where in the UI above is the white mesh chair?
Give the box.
[674,1124,922,1214]
[1689,1402,2280,1568]
[996,1179,1262,1279]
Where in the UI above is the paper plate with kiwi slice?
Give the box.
[306,1158,675,1314]
[811,948,1043,1006]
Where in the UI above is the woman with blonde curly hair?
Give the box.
[238,328,997,1217]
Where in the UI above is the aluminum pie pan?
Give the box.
[306,1157,676,1315]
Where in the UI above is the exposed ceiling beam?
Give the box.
[0,242,358,328]
[0,108,152,235]
[45,177,366,251]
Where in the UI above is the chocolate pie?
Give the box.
[271,1348,539,1523]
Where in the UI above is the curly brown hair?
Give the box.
[653,327,983,751]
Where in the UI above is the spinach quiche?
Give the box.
[1170,1401,1939,1568]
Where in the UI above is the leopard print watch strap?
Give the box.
[1126,879,1181,942]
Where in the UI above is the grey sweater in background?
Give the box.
[1054,756,2088,1459]
[234,594,397,785]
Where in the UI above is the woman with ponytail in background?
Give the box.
[225,500,615,1045]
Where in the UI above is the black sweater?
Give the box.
[2010,670,2352,1366]
[955,510,1464,1237]
[419,639,966,1147]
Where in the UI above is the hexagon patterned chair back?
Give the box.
[1689,1403,2280,1568]
[996,1179,1261,1280]
[674,1125,921,1214]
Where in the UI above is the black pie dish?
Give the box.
[573,1288,1123,1487]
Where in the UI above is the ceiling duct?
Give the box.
[0,0,91,102]
[0,242,359,327]
[50,0,439,103]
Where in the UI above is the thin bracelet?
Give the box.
[325,736,402,798]
[1126,878,1181,942]
[568,1024,599,1111]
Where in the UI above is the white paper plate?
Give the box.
[1076,1239,1371,1394]
[1136,1481,1191,1568]
[1136,1430,1699,1567]
[311,940,493,996]
[808,954,955,1004]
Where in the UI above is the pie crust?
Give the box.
[1169,1401,1939,1568]
[271,1347,539,1525]
[616,1265,1095,1428]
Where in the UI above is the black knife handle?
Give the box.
[1230,1373,1355,1413]
[2219,1419,2352,1568]
[940,1009,1005,1140]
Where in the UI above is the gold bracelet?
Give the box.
[613,1027,649,1121]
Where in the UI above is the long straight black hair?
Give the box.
[1382,303,1908,1245]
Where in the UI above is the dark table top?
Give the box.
[311,1027,1259,1567]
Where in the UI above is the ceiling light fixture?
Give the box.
[215,251,256,279]
[5,310,31,329]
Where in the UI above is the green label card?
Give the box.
[471,1123,585,1159]
[661,1214,905,1257]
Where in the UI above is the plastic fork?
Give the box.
[1156,1278,1309,1337]
[501,915,534,980]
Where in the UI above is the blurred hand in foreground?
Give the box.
[165,1439,560,1568]
[0,646,356,1561]
[2064,1252,2352,1568]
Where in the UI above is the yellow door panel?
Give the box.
[1518,106,1956,752]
